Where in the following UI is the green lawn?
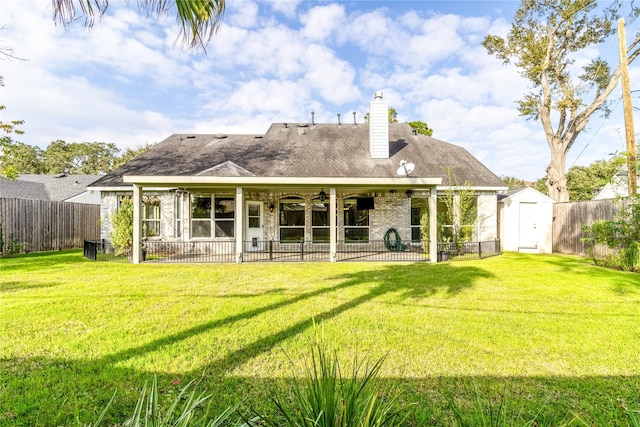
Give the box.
[1,251,639,426]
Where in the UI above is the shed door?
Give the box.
[518,202,537,249]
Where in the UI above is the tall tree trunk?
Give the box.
[546,145,569,202]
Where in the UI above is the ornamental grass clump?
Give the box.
[258,336,411,427]
[80,376,241,427]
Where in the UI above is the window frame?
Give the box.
[278,197,306,242]
[190,193,235,239]
[343,198,370,243]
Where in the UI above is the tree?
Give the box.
[499,175,526,189]
[0,103,25,179]
[0,139,44,174]
[483,0,640,202]
[43,140,120,174]
[51,0,225,51]
[406,121,433,137]
[112,143,155,170]
[566,157,622,201]
[364,108,434,135]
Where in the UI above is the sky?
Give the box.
[0,0,638,181]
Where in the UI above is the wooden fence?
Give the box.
[553,198,630,257]
[0,198,100,253]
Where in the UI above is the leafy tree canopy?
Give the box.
[0,139,154,176]
[483,0,640,202]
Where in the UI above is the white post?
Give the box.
[235,187,244,263]
[429,188,438,263]
[330,188,337,262]
[132,184,142,264]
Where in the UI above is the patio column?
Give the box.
[132,184,143,264]
[330,187,337,262]
[235,187,244,263]
[429,188,438,263]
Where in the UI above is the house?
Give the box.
[89,92,507,263]
[0,174,101,204]
[593,164,639,200]
[497,187,554,254]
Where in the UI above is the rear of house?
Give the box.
[89,93,506,263]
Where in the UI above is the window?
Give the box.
[311,200,329,242]
[344,198,369,242]
[279,197,305,242]
[411,198,429,243]
[190,194,235,238]
[143,196,161,237]
[214,196,235,238]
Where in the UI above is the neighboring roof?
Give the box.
[593,165,638,200]
[0,179,49,200]
[0,174,101,201]
[91,123,506,190]
[498,186,555,202]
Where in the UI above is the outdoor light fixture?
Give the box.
[405,189,414,198]
[269,202,274,213]
[319,189,327,202]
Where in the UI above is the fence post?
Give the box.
[478,241,482,259]
[300,241,304,261]
[269,240,273,261]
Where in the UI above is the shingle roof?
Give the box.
[90,123,505,188]
[0,174,101,201]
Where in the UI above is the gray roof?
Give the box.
[90,123,505,188]
[0,174,101,201]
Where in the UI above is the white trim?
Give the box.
[123,175,443,187]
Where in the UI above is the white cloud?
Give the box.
[300,4,345,41]
[1,0,632,182]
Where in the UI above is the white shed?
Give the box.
[498,187,555,253]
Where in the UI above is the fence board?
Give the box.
[0,198,100,253]
[553,199,629,257]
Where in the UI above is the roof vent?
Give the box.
[353,111,357,125]
[186,135,196,139]
[214,134,227,139]
[298,123,309,127]
[311,111,315,125]
[54,173,66,178]
[337,113,341,126]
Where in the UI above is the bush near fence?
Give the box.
[553,198,630,258]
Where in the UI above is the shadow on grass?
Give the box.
[97,263,492,375]
[0,280,62,293]
[4,258,639,425]
[2,354,639,426]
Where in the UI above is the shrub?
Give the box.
[582,195,640,271]
[109,199,134,257]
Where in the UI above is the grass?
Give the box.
[1,250,639,425]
